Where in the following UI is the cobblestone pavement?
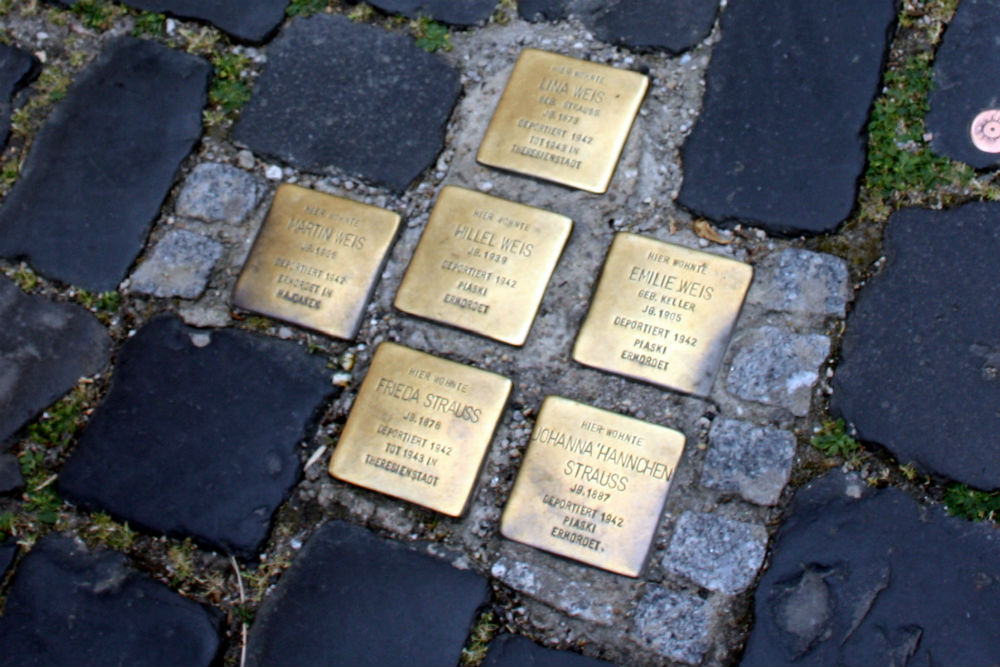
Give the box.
[1,2,1000,666]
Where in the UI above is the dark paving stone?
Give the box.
[483,633,614,666]
[0,44,39,148]
[245,520,489,666]
[926,0,1000,169]
[587,0,718,54]
[118,0,287,42]
[59,315,333,560]
[0,275,111,448]
[518,0,613,22]
[742,471,1000,666]
[364,0,496,26]
[0,534,221,666]
[677,1,895,235]
[832,203,1000,490]
[518,0,575,21]
[233,14,460,193]
[0,537,16,578]
[0,452,23,494]
[0,38,209,292]
[518,0,715,53]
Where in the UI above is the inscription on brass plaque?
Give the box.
[477,49,649,194]
[330,342,512,516]
[232,184,401,339]
[394,185,572,346]
[501,396,685,577]
[573,233,753,397]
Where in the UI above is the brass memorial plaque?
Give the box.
[330,342,512,516]
[574,233,753,397]
[477,49,649,194]
[394,185,572,346]
[501,396,685,577]
[232,184,401,339]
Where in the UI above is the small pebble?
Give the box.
[237,150,255,170]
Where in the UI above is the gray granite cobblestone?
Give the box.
[726,326,831,416]
[128,228,223,299]
[632,585,718,664]
[176,162,264,225]
[746,248,851,318]
[703,418,796,506]
[663,511,768,595]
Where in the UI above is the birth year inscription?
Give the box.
[330,342,512,517]
[232,184,400,340]
[394,185,572,346]
[477,49,649,194]
[501,396,685,577]
[573,233,753,397]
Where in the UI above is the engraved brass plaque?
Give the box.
[394,185,572,346]
[477,49,649,194]
[330,342,512,516]
[232,184,401,339]
[500,396,685,577]
[573,233,753,397]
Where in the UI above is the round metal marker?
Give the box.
[971,109,1000,153]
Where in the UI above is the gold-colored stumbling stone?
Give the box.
[500,396,685,577]
[971,109,1000,153]
[394,185,572,346]
[330,342,512,517]
[477,49,649,194]
[232,184,401,339]
[573,233,753,397]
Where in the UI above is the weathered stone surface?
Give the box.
[677,1,896,234]
[742,471,1000,666]
[517,0,576,21]
[0,537,16,578]
[246,520,488,666]
[118,0,287,42]
[0,452,22,494]
[516,0,716,53]
[128,229,223,299]
[491,547,639,626]
[663,511,767,594]
[176,162,264,224]
[746,248,851,318]
[234,14,460,193]
[0,275,110,447]
[0,44,39,148]
[632,585,718,664]
[365,0,496,25]
[59,315,333,559]
[727,326,830,417]
[0,534,221,666]
[0,38,209,291]
[483,633,613,666]
[927,0,1000,169]
[832,203,1000,489]
[588,0,718,54]
[703,418,795,506]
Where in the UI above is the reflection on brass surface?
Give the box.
[477,49,649,194]
[573,233,752,397]
[500,396,685,577]
[394,185,572,346]
[971,109,1000,153]
[330,342,512,516]
[232,184,400,339]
